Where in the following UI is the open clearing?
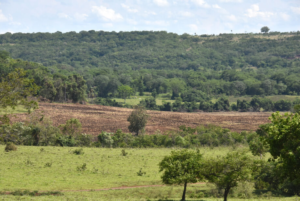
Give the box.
[0,146,234,191]
[10,103,272,135]
[0,145,294,201]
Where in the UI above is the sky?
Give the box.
[0,0,299,35]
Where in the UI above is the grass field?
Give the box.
[0,145,296,201]
[210,95,300,104]
[0,146,237,191]
[0,105,28,115]
[113,92,175,106]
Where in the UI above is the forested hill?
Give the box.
[0,31,300,100]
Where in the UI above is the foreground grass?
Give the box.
[113,92,175,106]
[0,146,235,192]
[0,105,28,115]
[0,145,295,201]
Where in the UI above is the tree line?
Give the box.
[0,31,300,101]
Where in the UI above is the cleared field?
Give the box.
[0,146,234,191]
[10,103,272,135]
[0,146,291,201]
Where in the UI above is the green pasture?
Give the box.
[0,105,28,115]
[0,146,237,192]
[210,95,300,105]
[113,92,175,106]
[0,145,295,201]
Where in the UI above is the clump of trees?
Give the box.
[127,106,149,136]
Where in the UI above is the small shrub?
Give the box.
[73,148,84,155]
[121,149,128,156]
[137,168,146,176]
[25,159,34,166]
[77,163,87,171]
[44,162,52,168]
[92,167,98,174]
[10,190,62,196]
[5,142,17,152]
[40,148,44,152]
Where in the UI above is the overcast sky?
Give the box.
[0,0,299,35]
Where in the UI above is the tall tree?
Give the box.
[0,68,39,124]
[261,26,270,33]
[118,85,133,103]
[127,106,148,136]
[202,151,254,201]
[159,149,203,201]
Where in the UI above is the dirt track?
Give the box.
[11,103,271,135]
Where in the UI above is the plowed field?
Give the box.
[11,103,271,135]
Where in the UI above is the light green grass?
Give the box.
[0,146,239,192]
[114,93,175,106]
[211,95,300,105]
[0,105,28,115]
[0,187,298,201]
[0,145,293,201]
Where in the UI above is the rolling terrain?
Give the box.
[11,103,271,135]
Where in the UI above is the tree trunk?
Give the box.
[181,182,187,201]
[223,187,230,201]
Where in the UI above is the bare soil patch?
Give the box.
[11,103,271,135]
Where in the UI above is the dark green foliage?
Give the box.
[137,168,146,176]
[5,142,17,152]
[159,149,203,201]
[139,97,158,110]
[127,106,149,136]
[0,32,300,103]
[94,97,122,107]
[202,151,254,201]
[9,190,62,196]
[121,149,128,156]
[73,148,84,155]
[160,102,172,111]
[44,162,52,168]
[77,163,87,171]
[95,125,253,148]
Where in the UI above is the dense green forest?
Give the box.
[1,30,300,111]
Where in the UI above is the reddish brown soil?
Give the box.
[11,103,271,135]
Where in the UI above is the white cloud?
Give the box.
[212,4,221,9]
[280,13,290,21]
[219,0,242,2]
[191,0,210,8]
[92,6,123,22]
[74,13,88,21]
[121,4,138,13]
[180,11,193,17]
[189,24,198,32]
[58,13,70,19]
[245,4,274,20]
[153,0,169,7]
[127,19,138,25]
[0,10,8,22]
[291,7,300,14]
[227,14,237,21]
[145,20,169,26]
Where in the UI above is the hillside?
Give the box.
[1,31,300,109]
[11,102,271,135]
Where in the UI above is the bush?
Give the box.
[137,168,146,176]
[5,142,17,152]
[77,163,87,171]
[121,149,128,156]
[73,148,84,155]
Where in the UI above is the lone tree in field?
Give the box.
[118,85,133,103]
[127,106,148,136]
[159,149,203,201]
[0,66,39,125]
[261,26,270,33]
[202,151,254,201]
